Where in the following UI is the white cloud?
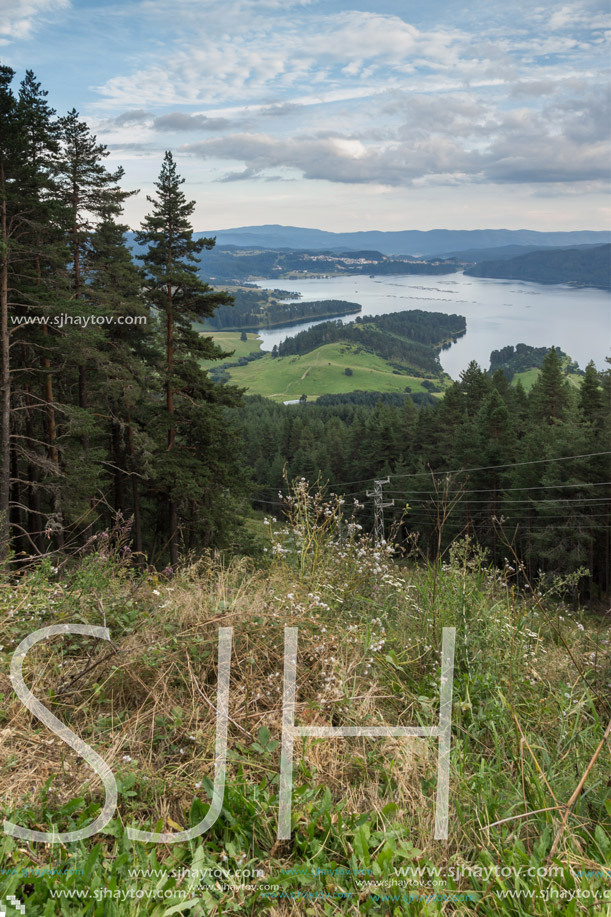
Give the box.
[93,7,466,108]
[0,0,69,43]
[82,0,610,199]
[181,132,481,186]
[178,81,611,188]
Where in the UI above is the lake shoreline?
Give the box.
[252,273,609,378]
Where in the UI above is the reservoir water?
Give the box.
[254,273,610,378]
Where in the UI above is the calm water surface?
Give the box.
[254,273,610,378]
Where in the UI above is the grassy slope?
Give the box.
[512,368,583,391]
[199,330,263,365]
[213,341,443,401]
[512,368,541,391]
[0,509,609,916]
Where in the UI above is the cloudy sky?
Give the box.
[2,0,610,231]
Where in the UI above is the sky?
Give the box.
[1,0,610,232]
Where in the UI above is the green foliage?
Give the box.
[2,79,249,566]
[204,288,361,331]
[465,244,611,290]
[489,343,581,382]
[276,310,466,373]
[244,351,610,599]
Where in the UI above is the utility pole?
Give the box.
[366,477,394,544]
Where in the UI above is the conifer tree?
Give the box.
[56,110,133,453]
[0,66,17,558]
[136,151,241,563]
[14,71,67,552]
[88,203,154,554]
[530,347,572,424]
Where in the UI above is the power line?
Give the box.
[387,451,611,484]
[401,512,611,523]
[253,451,611,495]
[252,495,611,511]
[383,481,611,497]
[390,497,611,506]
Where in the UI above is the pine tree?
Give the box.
[136,151,241,563]
[0,66,18,558]
[56,110,133,453]
[88,203,154,555]
[530,347,572,424]
[578,361,603,426]
[14,71,67,553]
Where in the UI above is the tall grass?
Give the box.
[0,488,609,914]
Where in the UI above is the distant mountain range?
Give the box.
[193,225,611,257]
[464,244,611,290]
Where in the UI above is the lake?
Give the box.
[254,273,610,378]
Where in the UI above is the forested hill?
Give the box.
[464,243,611,289]
[245,349,611,600]
[276,311,466,374]
[203,287,361,330]
[191,247,459,282]
[489,343,581,381]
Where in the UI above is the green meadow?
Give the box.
[199,330,263,363]
[211,340,444,401]
[201,333,584,402]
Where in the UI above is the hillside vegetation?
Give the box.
[183,246,460,284]
[489,344,584,388]
[243,349,611,603]
[202,287,361,331]
[205,311,462,401]
[1,488,609,915]
[213,342,443,402]
[465,244,611,290]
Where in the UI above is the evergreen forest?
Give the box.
[0,67,609,599]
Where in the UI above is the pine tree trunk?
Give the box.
[605,501,610,601]
[111,420,124,512]
[41,315,63,549]
[126,411,142,558]
[166,282,178,564]
[169,500,178,566]
[25,388,42,554]
[78,364,89,450]
[73,202,89,453]
[0,161,11,561]
[9,444,21,553]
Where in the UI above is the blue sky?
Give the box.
[1,0,610,231]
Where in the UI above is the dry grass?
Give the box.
[0,547,423,843]
[1,506,609,915]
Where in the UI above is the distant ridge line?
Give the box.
[191,225,611,257]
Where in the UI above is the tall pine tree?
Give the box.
[136,151,243,564]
